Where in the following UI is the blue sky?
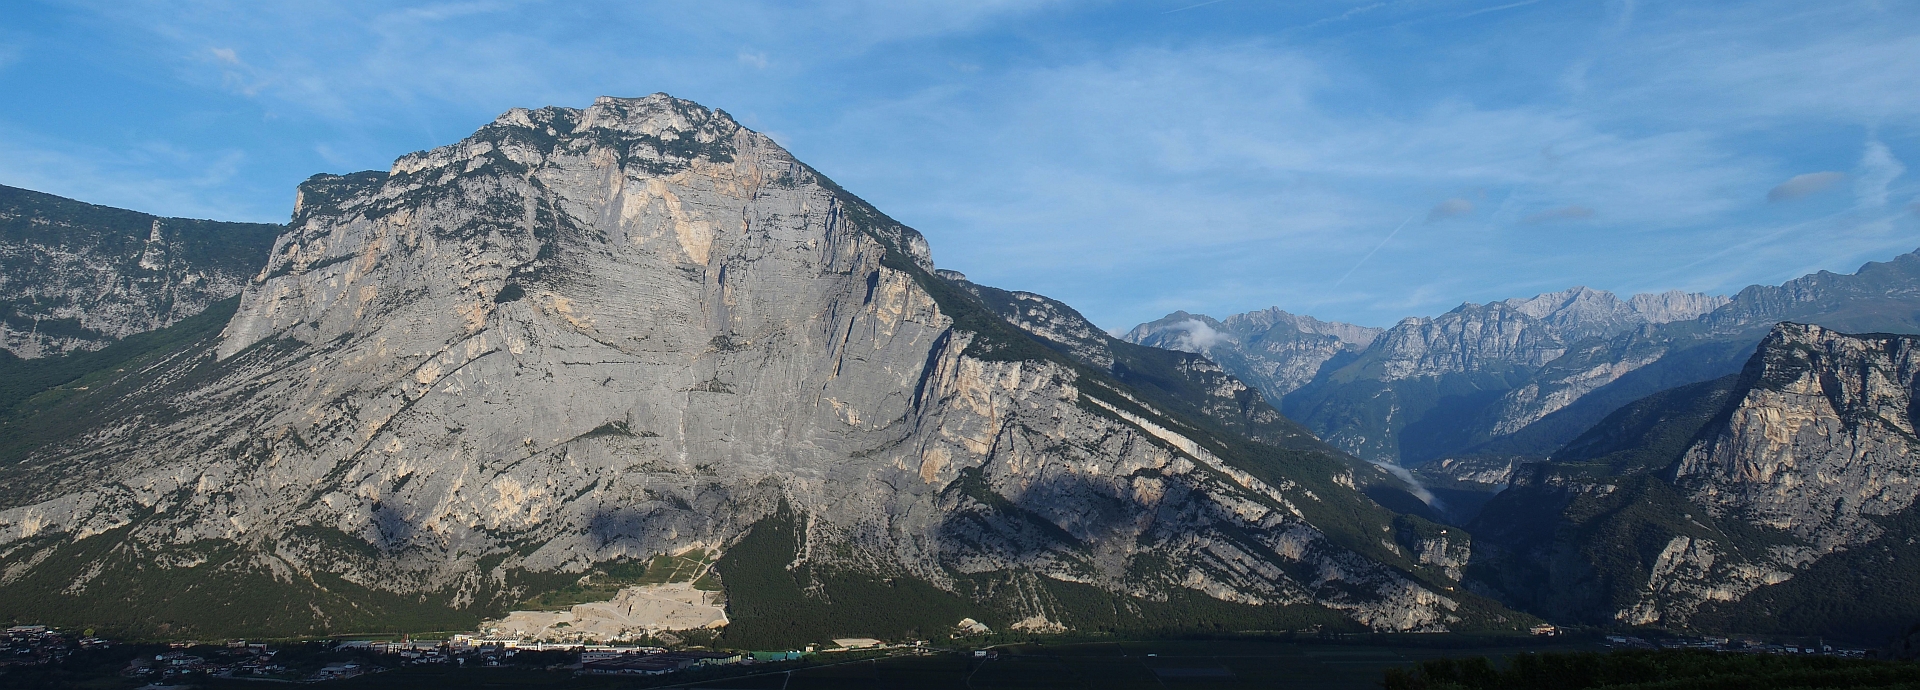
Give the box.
[2,0,1917,330]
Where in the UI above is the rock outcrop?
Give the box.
[1677,323,1920,551]
[0,95,1489,640]
[0,184,281,359]
[1468,324,1920,637]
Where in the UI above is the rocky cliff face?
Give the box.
[1468,324,1920,637]
[0,185,281,359]
[0,95,1486,640]
[1677,324,1920,551]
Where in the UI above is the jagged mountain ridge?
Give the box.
[1127,286,1726,463]
[0,184,282,359]
[1295,286,1732,463]
[0,95,1498,640]
[1466,250,1920,463]
[1467,323,1920,641]
[1123,309,1382,402]
[962,283,1330,454]
[1133,252,1920,466]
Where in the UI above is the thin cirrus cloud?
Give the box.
[1767,171,1847,202]
[1522,205,1595,223]
[1856,140,1907,207]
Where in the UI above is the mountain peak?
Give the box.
[224,94,805,359]
[483,93,738,134]
[1626,289,1729,324]
[1496,285,1616,319]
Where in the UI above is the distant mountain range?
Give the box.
[2,93,1919,646]
[1127,260,1920,466]
[1126,249,1920,642]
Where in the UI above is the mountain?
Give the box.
[0,95,1507,642]
[1468,323,1920,641]
[1466,251,1920,462]
[0,184,282,359]
[1242,287,1722,463]
[1125,309,1382,402]
[949,278,1331,454]
[1136,251,1920,468]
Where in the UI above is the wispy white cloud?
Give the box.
[63,0,1074,126]
[0,125,265,222]
[1457,0,1541,21]
[1857,139,1906,208]
[1585,2,1920,127]
[1164,319,1229,351]
[1522,205,1594,223]
[1164,0,1231,14]
[822,39,1791,324]
[1296,2,1386,31]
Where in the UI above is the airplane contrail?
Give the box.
[1332,213,1417,289]
[1164,0,1231,14]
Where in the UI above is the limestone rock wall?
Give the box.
[0,95,1461,634]
[1678,323,1920,550]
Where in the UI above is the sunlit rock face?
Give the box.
[1469,323,1920,631]
[0,95,1469,636]
[1678,323,1920,550]
[1604,322,1920,626]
